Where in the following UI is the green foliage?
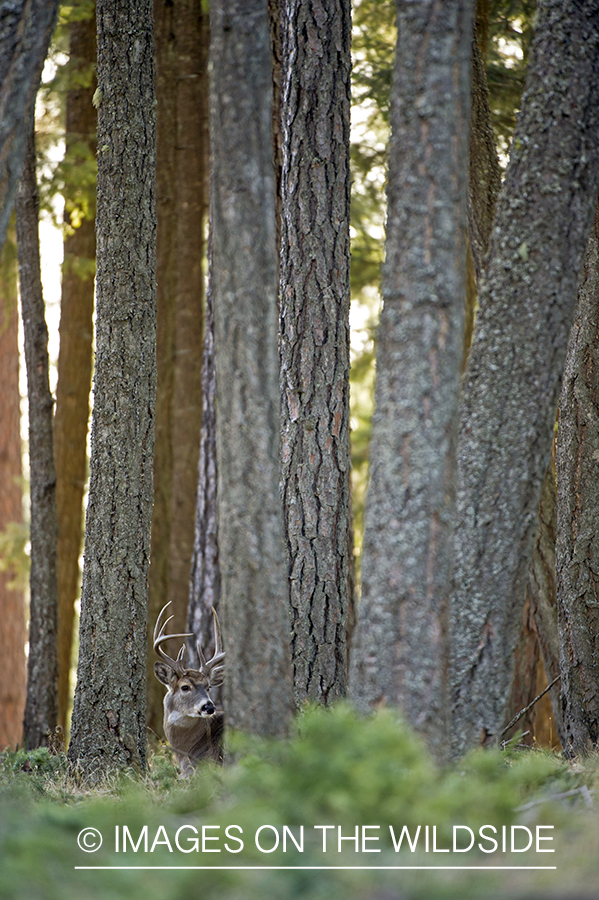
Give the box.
[36,0,97,228]
[0,705,595,900]
[1,747,67,782]
[486,0,536,156]
[0,521,30,591]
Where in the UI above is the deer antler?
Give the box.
[197,607,225,686]
[153,601,194,676]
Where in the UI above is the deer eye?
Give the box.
[180,684,191,692]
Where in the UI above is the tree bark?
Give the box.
[147,0,179,739]
[147,0,209,738]
[169,0,208,654]
[450,0,599,757]
[0,0,59,254]
[210,0,294,735]
[17,133,59,750]
[557,206,599,756]
[67,0,156,779]
[467,18,501,285]
[279,0,353,705]
[349,0,473,759]
[187,269,220,673]
[503,454,564,747]
[0,225,26,750]
[529,456,563,744]
[54,8,97,736]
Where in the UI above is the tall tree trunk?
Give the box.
[349,0,473,759]
[467,13,501,286]
[147,0,209,738]
[147,0,178,739]
[54,8,97,736]
[67,0,156,779]
[17,133,59,751]
[210,0,294,735]
[0,0,59,254]
[279,0,353,705]
[0,226,26,750]
[529,456,563,743]
[187,270,220,671]
[168,0,208,654]
[450,0,599,757]
[504,454,564,747]
[556,206,599,756]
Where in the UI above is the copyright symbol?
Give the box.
[77,828,103,852]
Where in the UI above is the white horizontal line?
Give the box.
[74,865,557,871]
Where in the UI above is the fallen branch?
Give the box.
[500,674,561,737]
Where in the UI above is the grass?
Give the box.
[0,704,598,900]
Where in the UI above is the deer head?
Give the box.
[153,602,225,770]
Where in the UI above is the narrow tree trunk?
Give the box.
[187,270,220,670]
[349,0,473,759]
[557,207,599,756]
[504,450,564,747]
[529,456,563,744]
[147,0,209,737]
[168,0,208,650]
[0,226,27,750]
[450,0,599,757]
[54,9,97,736]
[17,133,59,751]
[147,0,179,739]
[467,17,501,285]
[279,0,353,705]
[67,0,156,779]
[0,0,59,254]
[210,0,294,735]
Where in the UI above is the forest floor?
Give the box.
[0,704,598,900]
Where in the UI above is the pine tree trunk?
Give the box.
[0,0,59,253]
[0,226,27,750]
[504,454,563,747]
[168,0,208,655]
[349,0,473,759]
[147,0,209,738]
[210,0,294,735]
[450,0,599,757]
[147,0,179,739]
[279,0,353,705]
[54,9,97,736]
[17,133,59,751]
[67,0,156,779]
[187,271,220,671]
[557,207,599,756]
[529,456,563,744]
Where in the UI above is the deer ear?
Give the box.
[154,661,175,686]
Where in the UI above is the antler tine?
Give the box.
[197,606,226,682]
[153,601,194,675]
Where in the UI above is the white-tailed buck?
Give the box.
[153,602,225,772]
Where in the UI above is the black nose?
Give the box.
[201,701,215,716]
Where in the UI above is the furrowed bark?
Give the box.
[279,0,353,705]
[67,0,156,779]
[557,207,599,756]
[450,0,599,756]
[210,0,294,735]
[349,0,473,760]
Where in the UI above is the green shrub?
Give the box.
[0,705,595,900]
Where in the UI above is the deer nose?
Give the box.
[200,700,215,716]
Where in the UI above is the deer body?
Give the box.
[153,603,225,772]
